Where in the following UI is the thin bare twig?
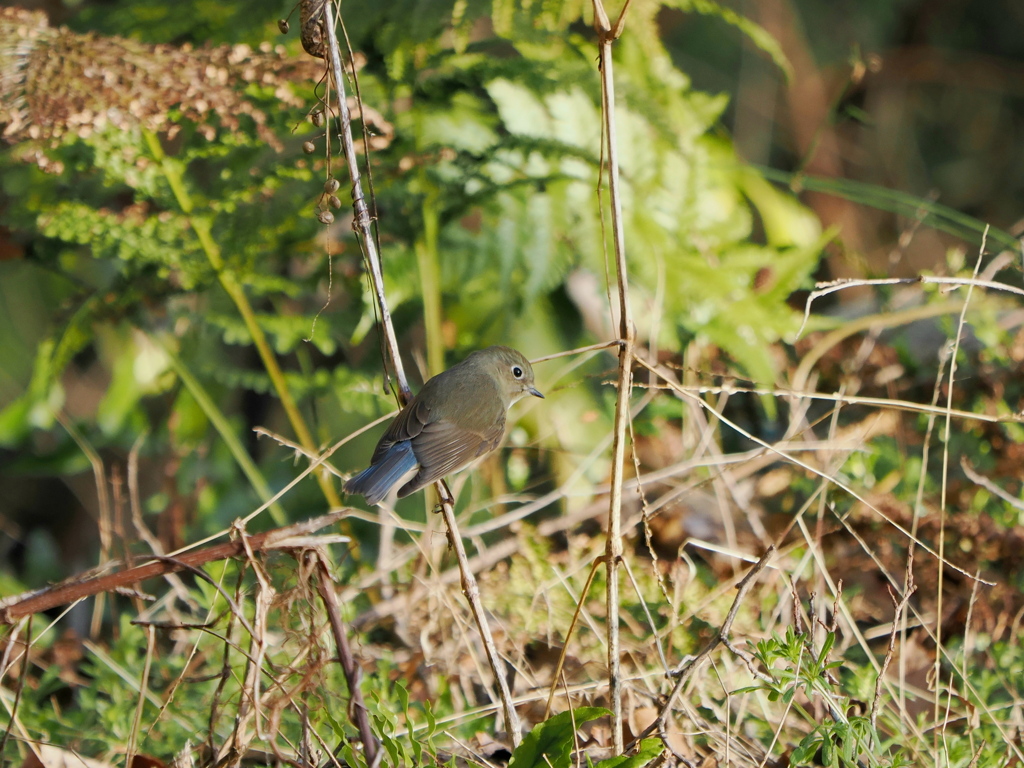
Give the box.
[591,0,636,752]
[641,379,1021,425]
[632,354,993,586]
[435,484,523,744]
[319,1,521,744]
[871,583,916,738]
[311,551,379,766]
[0,615,31,757]
[55,412,111,638]
[651,547,775,743]
[796,273,1024,341]
[126,625,157,767]
[0,512,347,622]
[935,227,987,738]
[961,459,1024,512]
[543,558,604,720]
[321,1,408,400]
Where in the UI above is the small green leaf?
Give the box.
[818,632,836,663]
[790,732,820,764]
[509,707,610,768]
[821,733,835,767]
[423,699,437,739]
[592,737,664,768]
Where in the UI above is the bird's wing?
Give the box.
[369,394,431,464]
[397,415,506,498]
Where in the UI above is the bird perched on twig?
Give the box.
[344,346,543,505]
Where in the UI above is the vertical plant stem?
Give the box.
[321,2,521,745]
[543,559,603,719]
[416,192,445,376]
[126,624,157,768]
[142,131,345,520]
[436,485,523,744]
[313,552,379,765]
[934,227,986,740]
[321,6,410,401]
[0,616,32,758]
[592,0,635,753]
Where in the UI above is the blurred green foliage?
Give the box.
[8,4,1024,761]
[0,1,824,763]
[0,0,823,561]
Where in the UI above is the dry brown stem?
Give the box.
[592,0,636,753]
[651,547,776,759]
[0,512,347,623]
[311,551,379,765]
[319,1,521,744]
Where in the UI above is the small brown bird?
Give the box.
[344,346,543,505]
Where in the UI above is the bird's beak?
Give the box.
[529,387,544,399]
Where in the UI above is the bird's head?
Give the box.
[470,346,544,406]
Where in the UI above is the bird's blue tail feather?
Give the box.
[343,441,417,506]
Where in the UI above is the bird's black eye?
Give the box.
[511,365,523,379]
